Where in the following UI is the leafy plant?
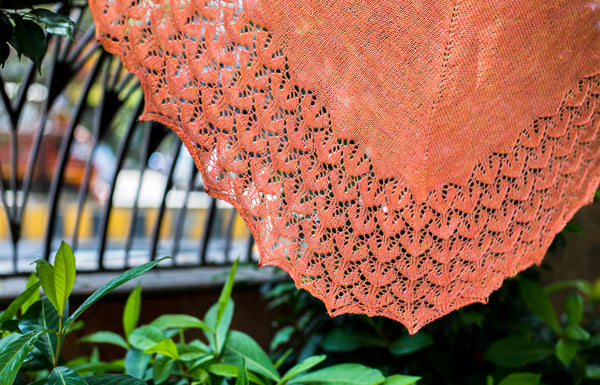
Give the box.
[0,1,77,68]
[263,268,600,385]
[80,258,421,385]
[0,240,169,384]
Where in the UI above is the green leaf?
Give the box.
[563,222,583,235]
[565,294,584,326]
[323,329,386,353]
[178,343,208,361]
[152,355,174,384]
[52,241,77,317]
[144,338,179,360]
[236,358,250,385]
[0,281,41,323]
[35,260,58,313]
[0,43,9,67]
[271,326,294,351]
[150,314,210,332]
[288,363,385,385]
[280,355,326,384]
[0,12,12,44]
[497,373,541,385]
[22,273,40,315]
[0,331,43,385]
[190,367,209,382]
[81,331,129,350]
[19,297,61,364]
[47,366,88,385]
[217,259,238,326]
[124,348,151,379]
[129,325,166,351]
[204,300,234,355]
[564,325,590,341]
[586,364,600,379]
[207,363,266,385]
[9,16,46,70]
[84,374,148,385]
[224,330,280,382]
[519,280,560,332]
[30,9,76,40]
[555,338,577,366]
[382,374,421,385]
[123,285,142,341]
[390,333,434,356]
[64,257,169,330]
[485,337,553,368]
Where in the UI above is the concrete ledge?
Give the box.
[0,264,282,302]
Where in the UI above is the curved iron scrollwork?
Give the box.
[0,3,255,276]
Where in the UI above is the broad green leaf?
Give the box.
[129,325,166,351]
[124,348,151,379]
[217,259,238,326]
[22,273,40,315]
[565,294,584,326]
[68,361,125,375]
[47,366,88,385]
[64,257,169,329]
[123,285,142,340]
[190,367,209,382]
[153,355,174,384]
[81,331,129,350]
[323,329,386,352]
[178,343,208,361]
[271,326,294,351]
[0,281,41,323]
[144,338,179,360]
[52,241,77,317]
[150,314,210,332]
[30,9,77,40]
[565,325,590,341]
[207,363,267,385]
[280,355,326,384]
[0,12,12,44]
[84,374,147,385]
[0,42,9,67]
[224,330,280,382]
[35,260,58,313]
[390,333,433,356]
[519,280,560,332]
[9,16,46,70]
[236,358,249,385]
[586,364,600,379]
[20,297,61,364]
[204,300,234,355]
[188,354,215,372]
[0,331,43,385]
[485,337,552,368]
[497,373,541,385]
[382,374,421,385]
[555,338,577,366]
[288,363,385,385]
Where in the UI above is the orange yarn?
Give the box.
[90,0,600,333]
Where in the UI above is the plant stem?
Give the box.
[54,314,63,367]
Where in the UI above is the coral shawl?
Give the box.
[90,0,600,333]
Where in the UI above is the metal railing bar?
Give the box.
[116,73,136,95]
[96,98,144,269]
[149,138,182,262]
[245,233,255,263]
[108,60,123,90]
[170,165,198,259]
[67,25,97,65]
[124,123,153,264]
[12,63,35,117]
[199,197,218,266]
[0,76,17,127]
[42,53,106,260]
[17,43,61,224]
[72,43,102,74]
[223,207,237,261]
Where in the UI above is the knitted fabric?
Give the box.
[90,0,600,333]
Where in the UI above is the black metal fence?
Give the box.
[0,4,256,276]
